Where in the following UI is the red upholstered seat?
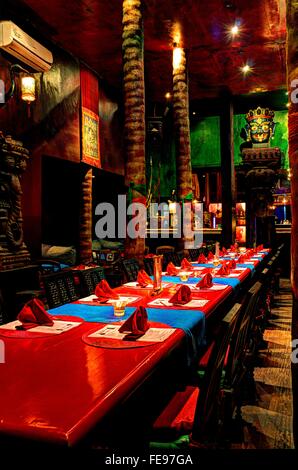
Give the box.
[199,342,230,369]
[150,303,241,448]
[152,386,199,439]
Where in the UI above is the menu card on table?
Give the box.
[89,324,176,342]
[0,320,81,334]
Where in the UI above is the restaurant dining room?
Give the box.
[0,0,297,465]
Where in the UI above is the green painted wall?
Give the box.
[190,116,221,167]
[146,109,288,199]
[234,110,289,168]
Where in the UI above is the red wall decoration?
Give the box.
[80,68,101,168]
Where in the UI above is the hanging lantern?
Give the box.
[21,75,36,102]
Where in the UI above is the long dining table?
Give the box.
[0,248,270,447]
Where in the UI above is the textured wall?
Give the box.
[190,116,221,168]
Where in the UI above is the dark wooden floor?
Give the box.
[232,278,294,449]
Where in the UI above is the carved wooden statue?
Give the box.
[0,131,31,269]
[241,107,281,246]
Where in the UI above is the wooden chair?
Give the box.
[163,252,181,270]
[220,281,263,440]
[188,249,201,261]
[156,245,175,255]
[122,258,140,282]
[42,270,80,309]
[143,257,154,276]
[149,303,240,449]
[76,266,105,297]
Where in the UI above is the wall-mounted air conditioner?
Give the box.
[0,21,53,72]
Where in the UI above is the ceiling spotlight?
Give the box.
[192,111,196,115]
[241,64,251,75]
[231,24,239,36]
[224,1,236,9]
[286,103,290,108]
[165,92,171,99]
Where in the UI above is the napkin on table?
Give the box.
[197,253,207,264]
[217,264,231,276]
[137,269,152,287]
[94,279,119,300]
[207,252,214,261]
[237,254,246,263]
[181,258,192,269]
[200,267,212,274]
[169,285,192,305]
[119,305,150,336]
[228,259,236,269]
[17,298,54,330]
[196,272,213,289]
[166,262,178,275]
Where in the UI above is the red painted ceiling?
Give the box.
[22,0,287,101]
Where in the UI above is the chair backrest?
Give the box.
[35,259,62,274]
[156,245,175,255]
[163,252,181,270]
[122,258,140,282]
[188,249,201,261]
[143,257,154,276]
[191,303,240,442]
[77,267,105,297]
[42,270,79,309]
[223,281,262,388]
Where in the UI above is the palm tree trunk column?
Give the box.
[122,0,146,262]
[173,47,193,250]
[79,166,93,263]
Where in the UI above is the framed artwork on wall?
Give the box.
[81,106,101,168]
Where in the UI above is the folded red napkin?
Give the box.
[166,262,178,275]
[237,255,246,263]
[201,267,212,274]
[119,305,150,336]
[230,244,236,252]
[181,258,192,269]
[217,264,230,276]
[222,247,227,254]
[228,259,236,269]
[196,272,213,289]
[219,250,224,257]
[75,264,87,270]
[137,269,152,287]
[257,244,264,251]
[169,285,192,305]
[17,298,54,330]
[145,253,155,258]
[207,252,214,260]
[94,279,119,300]
[197,253,207,263]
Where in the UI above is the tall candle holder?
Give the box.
[153,255,163,294]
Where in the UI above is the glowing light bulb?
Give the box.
[231,25,239,36]
[241,64,251,75]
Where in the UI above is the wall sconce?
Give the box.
[0,64,36,115]
[21,75,36,103]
